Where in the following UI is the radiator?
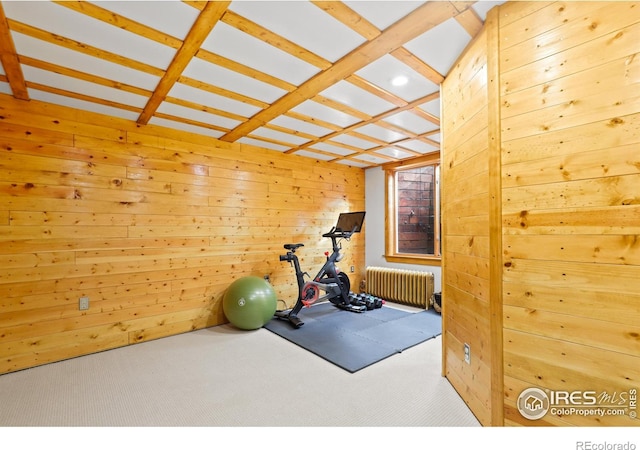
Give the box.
[364,267,434,309]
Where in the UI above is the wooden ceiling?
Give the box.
[0,1,504,169]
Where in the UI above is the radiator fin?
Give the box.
[365,266,434,309]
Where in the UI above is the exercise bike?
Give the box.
[274,212,366,328]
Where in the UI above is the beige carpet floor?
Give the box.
[0,306,478,428]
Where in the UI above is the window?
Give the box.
[384,152,441,265]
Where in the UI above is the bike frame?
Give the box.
[275,227,355,328]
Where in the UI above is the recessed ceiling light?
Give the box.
[391,75,409,86]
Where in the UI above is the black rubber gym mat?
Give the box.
[263,302,441,373]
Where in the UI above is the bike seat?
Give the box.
[284,243,304,251]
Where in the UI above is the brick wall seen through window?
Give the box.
[396,165,436,255]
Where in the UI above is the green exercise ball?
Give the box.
[223,276,277,330]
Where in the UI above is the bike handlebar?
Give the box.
[322,226,357,239]
[281,226,355,262]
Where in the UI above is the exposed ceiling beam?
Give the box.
[287,90,440,156]
[410,107,440,126]
[456,7,484,37]
[221,10,331,70]
[391,47,444,85]
[0,2,28,100]
[311,1,380,40]
[346,74,408,108]
[0,0,488,169]
[8,18,164,77]
[220,1,468,143]
[196,48,296,92]
[26,80,141,113]
[137,1,230,125]
[55,1,183,50]
[18,55,151,97]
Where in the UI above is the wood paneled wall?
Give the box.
[499,1,639,427]
[441,27,493,426]
[442,1,639,426]
[0,94,365,375]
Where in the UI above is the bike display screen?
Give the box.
[334,211,366,233]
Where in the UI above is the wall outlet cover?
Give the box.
[79,296,90,311]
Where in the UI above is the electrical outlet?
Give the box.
[79,296,90,311]
[464,343,471,364]
[350,266,355,273]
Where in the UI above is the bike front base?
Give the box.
[274,309,305,328]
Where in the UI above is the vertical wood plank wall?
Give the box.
[441,28,493,425]
[442,1,639,426]
[0,94,365,375]
[499,1,639,426]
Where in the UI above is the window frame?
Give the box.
[383,152,441,266]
